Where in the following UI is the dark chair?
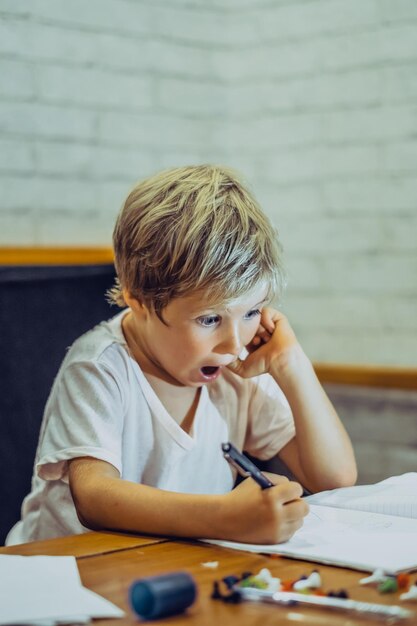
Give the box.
[0,264,116,544]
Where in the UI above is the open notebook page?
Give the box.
[305,473,417,519]
[205,503,417,573]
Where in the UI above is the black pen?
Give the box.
[221,442,274,490]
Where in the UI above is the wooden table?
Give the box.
[2,532,415,625]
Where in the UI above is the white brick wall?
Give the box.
[0,0,416,366]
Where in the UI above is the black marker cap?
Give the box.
[130,571,197,620]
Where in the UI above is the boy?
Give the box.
[6,165,357,546]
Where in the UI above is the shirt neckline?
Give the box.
[112,310,207,450]
[131,360,208,450]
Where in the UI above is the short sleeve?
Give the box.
[244,373,295,460]
[36,359,125,483]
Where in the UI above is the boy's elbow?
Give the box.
[322,449,358,490]
[69,457,120,531]
[74,498,103,531]
[71,484,102,530]
[325,465,358,490]
[330,474,357,490]
[309,465,357,493]
[341,456,358,487]
[69,473,107,531]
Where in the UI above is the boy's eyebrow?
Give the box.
[192,298,268,316]
[225,298,269,312]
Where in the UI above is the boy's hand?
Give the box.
[227,308,300,379]
[220,473,309,544]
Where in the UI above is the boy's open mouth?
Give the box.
[200,366,220,376]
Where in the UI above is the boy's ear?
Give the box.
[122,288,145,314]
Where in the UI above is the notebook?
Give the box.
[206,473,417,574]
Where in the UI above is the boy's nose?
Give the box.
[215,328,242,357]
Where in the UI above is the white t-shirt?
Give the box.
[6,311,295,545]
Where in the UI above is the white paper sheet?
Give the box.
[0,555,124,625]
[306,473,417,519]
[206,504,417,574]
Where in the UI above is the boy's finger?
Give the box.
[282,498,310,522]
[285,516,306,535]
[263,471,289,485]
[276,516,306,543]
[257,329,272,343]
[226,357,259,378]
[272,480,303,504]
[260,307,280,333]
[226,358,244,374]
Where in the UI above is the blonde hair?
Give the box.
[108,164,285,318]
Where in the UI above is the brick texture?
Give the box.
[0,1,416,366]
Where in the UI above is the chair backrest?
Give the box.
[0,264,116,544]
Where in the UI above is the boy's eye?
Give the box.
[197,315,220,327]
[244,308,261,320]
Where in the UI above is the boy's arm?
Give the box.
[68,457,308,544]
[273,345,356,493]
[228,309,357,493]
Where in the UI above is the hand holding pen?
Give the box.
[220,442,309,545]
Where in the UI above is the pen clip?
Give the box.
[222,452,251,478]
[222,442,273,490]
